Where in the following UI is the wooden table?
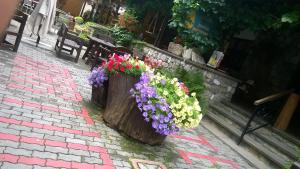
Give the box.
[82,36,116,66]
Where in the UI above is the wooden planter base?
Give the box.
[103,75,166,145]
[91,81,108,108]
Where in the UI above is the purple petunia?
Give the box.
[88,67,108,87]
[131,72,179,135]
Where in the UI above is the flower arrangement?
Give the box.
[88,53,147,87]
[88,67,108,87]
[131,72,202,135]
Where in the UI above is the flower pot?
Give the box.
[91,81,108,108]
[103,75,166,145]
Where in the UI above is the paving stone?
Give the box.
[33,166,56,169]
[9,124,32,132]
[2,162,33,169]
[105,144,122,150]
[32,151,57,160]
[113,160,124,167]
[0,147,5,153]
[74,135,94,141]
[84,157,103,164]
[23,113,42,120]
[32,128,54,135]
[5,147,32,156]
[13,107,32,114]
[66,138,86,145]
[32,119,53,125]
[0,140,19,148]
[21,131,44,138]
[10,115,32,122]
[54,131,74,138]
[58,153,81,162]
[87,141,104,147]
[69,149,90,156]
[0,109,22,116]
[44,135,65,142]
[45,146,68,154]
[20,143,45,151]
[42,117,61,123]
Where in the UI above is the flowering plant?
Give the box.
[103,53,146,77]
[88,67,108,87]
[144,56,164,69]
[88,53,147,87]
[131,72,202,135]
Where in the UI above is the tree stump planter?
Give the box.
[103,75,166,145]
[91,81,108,108]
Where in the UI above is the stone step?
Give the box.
[222,101,300,148]
[207,105,291,168]
[210,102,299,161]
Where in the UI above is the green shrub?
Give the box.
[111,26,134,47]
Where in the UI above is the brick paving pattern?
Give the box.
[0,41,255,169]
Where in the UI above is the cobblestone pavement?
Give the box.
[0,40,255,169]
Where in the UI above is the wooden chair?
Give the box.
[55,23,83,63]
[1,10,28,52]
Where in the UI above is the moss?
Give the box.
[82,100,103,121]
[120,136,178,168]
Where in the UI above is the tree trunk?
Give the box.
[91,81,108,108]
[103,75,166,145]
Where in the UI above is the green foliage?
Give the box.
[111,26,134,47]
[74,16,84,24]
[170,0,300,53]
[125,0,173,21]
[123,9,138,24]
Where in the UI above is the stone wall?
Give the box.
[143,44,240,102]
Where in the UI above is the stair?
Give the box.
[206,101,300,169]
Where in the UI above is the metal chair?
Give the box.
[55,23,83,63]
[237,90,293,144]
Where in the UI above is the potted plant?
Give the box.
[88,67,109,108]
[130,72,203,144]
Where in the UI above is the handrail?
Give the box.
[254,89,294,106]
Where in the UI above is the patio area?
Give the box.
[0,33,258,169]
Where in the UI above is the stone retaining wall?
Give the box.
[143,44,240,102]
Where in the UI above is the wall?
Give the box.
[59,0,84,16]
[143,44,240,102]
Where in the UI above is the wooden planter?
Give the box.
[103,75,166,145]
[91,81,108,108]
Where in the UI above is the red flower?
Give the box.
[135,65,140,69]
[120,67,125,72]
[101,61,107,66]
[126,64,133,69]
[108,60,114,71]
[114,63,120,70]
